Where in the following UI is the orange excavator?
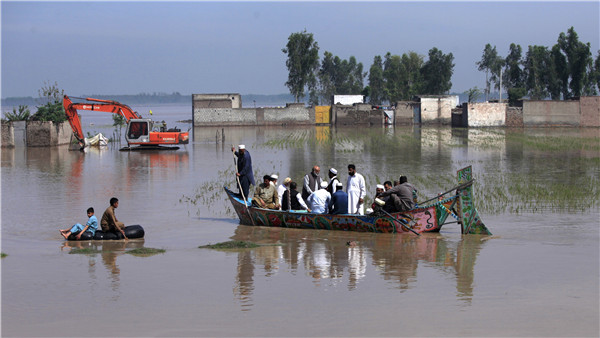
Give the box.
[63,95,189,151]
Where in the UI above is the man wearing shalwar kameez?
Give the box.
[346,164,366,215]
[232,144,255,201]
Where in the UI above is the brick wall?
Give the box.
[580,96,600,127]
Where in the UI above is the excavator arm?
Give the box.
[63,95,142,144]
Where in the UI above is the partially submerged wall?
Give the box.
[26,121,71,147]
[333,104,382,125]
[394,101,415,125]
[192,94,241,108]
[580,96,600,127]
[193,103,312,126]
[522,100,580,127]
[1,122,14,147]
[419,96,456,124]
[466,102,506,127]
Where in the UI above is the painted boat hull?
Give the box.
[225,166,492,235]
[225,187,462,234]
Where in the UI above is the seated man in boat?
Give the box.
[281,181,311,212]
[306,181,331,214]
[329,183,348,214]
[399,175,418,204]
[101,197,128,240]
[371,184,386,210]
[377,177,415,213]
[252,175,280,210]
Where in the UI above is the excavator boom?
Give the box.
[63,95,188,149]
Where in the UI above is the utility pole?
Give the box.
[499,68,503,103]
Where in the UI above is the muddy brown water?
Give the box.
[2,125,598,337]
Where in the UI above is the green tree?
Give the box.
[464,87,482,103]
[556,27,594,98]
[367,55,385,104]
[400,52,424,99]
[383,53,402,103]
[3,105,31,121]
[31,81,66,122]
[421,47,454,95]
[548,44,568,99]
[317,51,336,104]
[477,44,504,100]
[595,51,600,93]
[524,45,551,100]
[503,43,524,90]
[282,30,320,103]
[317,53,365,104]
[507,87,528,106]
[383,52,424,103]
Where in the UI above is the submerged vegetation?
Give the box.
[182,127,598,216]
[125,247,166,257]
[199,241,261,249]
[68,248,101,255]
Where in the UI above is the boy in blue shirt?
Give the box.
[60,207,98,240]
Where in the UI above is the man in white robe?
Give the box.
[306,181,332,214]
[346,164,366,215]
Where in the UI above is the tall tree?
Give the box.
[503,43,524,90]
[317,53,365,104]
[548,45,568,99]
[383,53,402,103]
[595,51,600,93]
[477,44,504,100]
[368,55,385,104]
[400,52,424,99]
[524,45,551,100]
[556,27,594,98]
[421,47,454,95]
[318,51,336,104]
[282,30,320,103]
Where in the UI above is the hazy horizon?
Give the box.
[2,1,598,99]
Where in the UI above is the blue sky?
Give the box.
[1,1,598,98]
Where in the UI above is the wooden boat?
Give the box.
[226,166,491,235]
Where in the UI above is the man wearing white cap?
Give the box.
[231,144,255,200]
[306,181,332,214]
[277,177,291,208]
[326,168,340,194]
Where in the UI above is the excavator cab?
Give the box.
[126,119,151,144]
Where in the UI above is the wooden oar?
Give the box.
[232,147,255,226]
[380,208,420,236]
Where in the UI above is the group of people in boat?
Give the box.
[59,197,129,240]
[232,144,417,216]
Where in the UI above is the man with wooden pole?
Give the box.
[231,144,255,201]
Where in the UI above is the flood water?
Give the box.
[2,116,599,336]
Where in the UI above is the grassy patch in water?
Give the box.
[69,248,101,255]
[1,252,7,258]
[125,247,166,257]
[199,241,262,249]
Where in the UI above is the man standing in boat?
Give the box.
[326,168,340,194]
[346,164,366,215]
[232,144,255,201]
[302,166,322,201]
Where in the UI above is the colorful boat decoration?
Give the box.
[225,166,492,235]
